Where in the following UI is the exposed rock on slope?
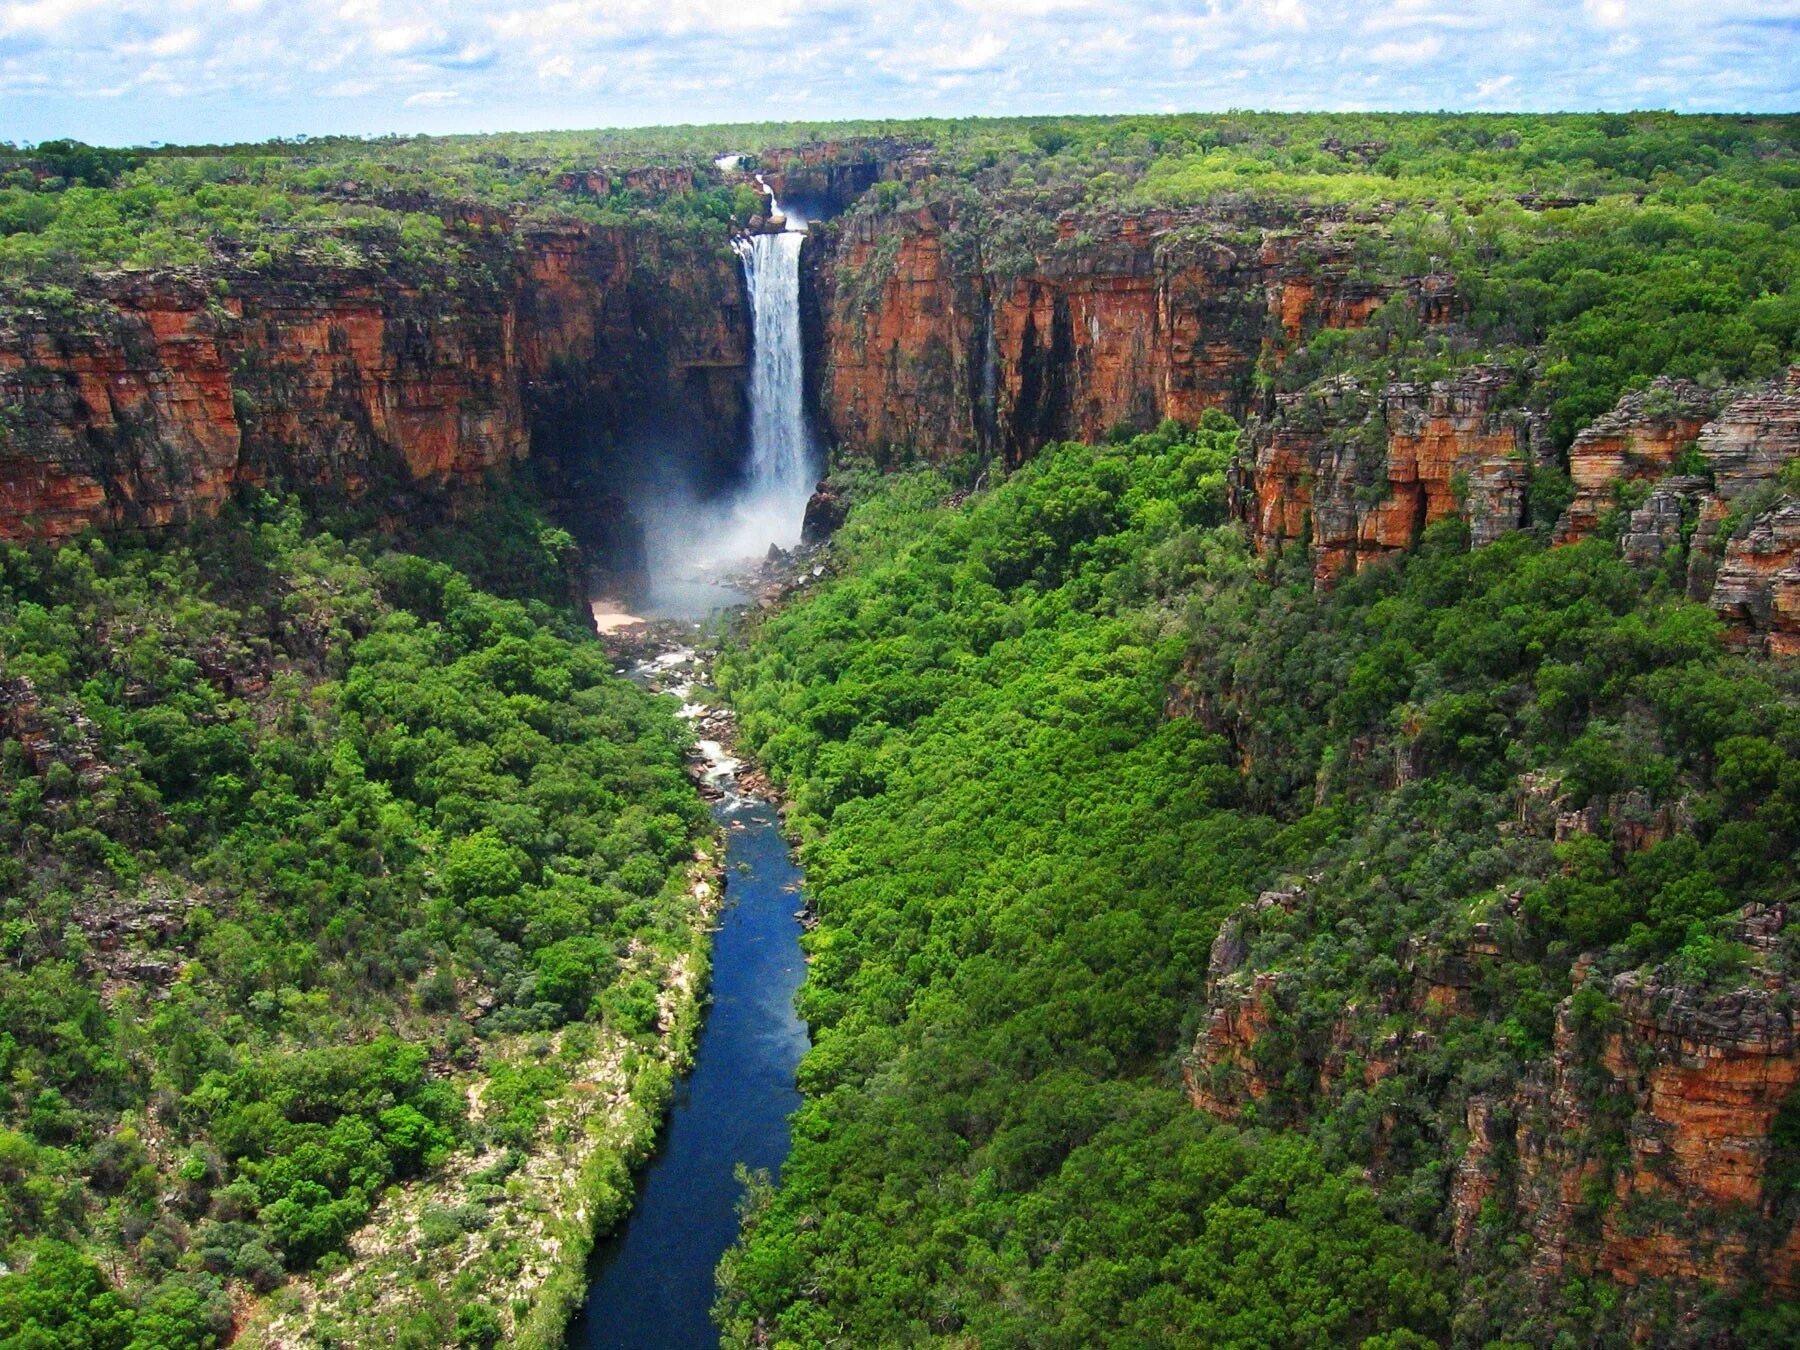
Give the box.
[1232,365,1540,583]
[1566,370,1800,653]
[1711,498,1800,656]
[1184,888,1800,1325]
[1553,379,1719,542]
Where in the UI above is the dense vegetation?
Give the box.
[4,109,1799,1345]
[714,418,1799,1345]
[830,114,1800,450]
[0,497,708,1345]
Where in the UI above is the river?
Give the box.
[565,631,811,1349]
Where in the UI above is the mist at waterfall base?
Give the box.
[632,203,818,619]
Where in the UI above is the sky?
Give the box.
[1,0,1796,147]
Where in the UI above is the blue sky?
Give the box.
[2,0,1796,147]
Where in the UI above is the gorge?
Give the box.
[1,114,1798,1349]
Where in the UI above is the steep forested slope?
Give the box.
[0,498,710,1346]
[715,420,1800,1346]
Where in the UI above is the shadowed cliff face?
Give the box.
[515,224,749,572]
[0,221,748,560]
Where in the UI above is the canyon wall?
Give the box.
[1230,362,1800,652]
[1185,882,1800,1330]
[1231,365,1544,584]
[0,220,748,547]
[805,200,1799,653]
[806,203,1411,468]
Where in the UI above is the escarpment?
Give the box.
[1184,882,1800,1328]
[0,221,747,546]
[10,166,1794,663]
[806,203,1410,467]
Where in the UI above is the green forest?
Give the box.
[0,497,710,1346]
[714,419,1800,1346]
[1,109,1798,1345]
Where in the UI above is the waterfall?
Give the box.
[732,185,814,530]
[633,178,818,614]
[977,293,999,450]
[706,178,815,558]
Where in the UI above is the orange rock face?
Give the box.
[230,274,527,496]
[1181,970,1287,1119]
[811,206,1402,468]
[1233,365,1538,583]
[0,223,747,544]
[1185,882,1800,1318]
[1554,378,1719,542]
[0,280,241,539]
[1563,371,1800,653]
[1508,959,1800,1295]
[1712,499,1800,656]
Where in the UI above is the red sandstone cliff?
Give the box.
[1554,379,1721,543]
[809,204,1411,468]
[1562,370,1800,653]
[1232,365,1541,583]
[1185,884,1800,1327]
[0,222,747,544]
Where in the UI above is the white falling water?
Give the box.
[667,179,813,566]
[633,180,818,615]
[731,191,816,542]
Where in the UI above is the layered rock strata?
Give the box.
[808,204,1413,468]
[1232,365,1540,583]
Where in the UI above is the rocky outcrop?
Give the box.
[1541,371,1800,654]
[800,479,848,544]
[1455,947,1800,1298]
[0,280,245,538]
[1711,498,1800,656]
[1182,883,1308,1119]
[1695,369,1800,500]
[759,138,927,214]
[0,222,748,547]
[809,204,1416,469]
[1554,379,1719,542]
[1185,883,1800,1326]
[1233,365,1539,583]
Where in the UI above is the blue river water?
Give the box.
[566,796,810,1349]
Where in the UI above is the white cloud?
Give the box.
[1369,35,1443,62]
[122,26,202,57]
[0,0,105,36]
[1260,0,1309,30]
[1,0,1795,144]
[370,23,445,55]
[926,31,1009,72]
